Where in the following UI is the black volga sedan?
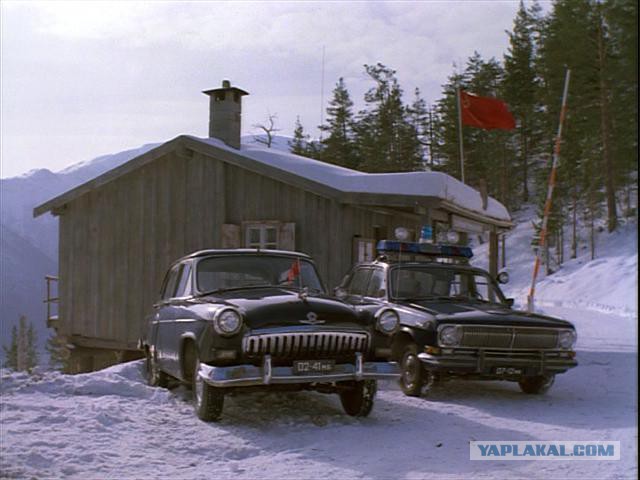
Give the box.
[139,249,400,421]
[335,241,578,397]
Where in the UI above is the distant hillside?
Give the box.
[0,143,159,356]
[0,223,57,351]
[0,136,293,360]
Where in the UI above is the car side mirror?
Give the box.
[505,298,514,307]
[334,287,347,299]
[497,271,510,284]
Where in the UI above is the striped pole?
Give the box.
[527,69,571,312]
[457,87,466,184]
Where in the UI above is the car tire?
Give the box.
[399,344,423,397]
[145,347,169,388]
[192,355,225,422]
[339,380,377,417]
[518,374,555,394]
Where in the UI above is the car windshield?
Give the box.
[196,255,324,294]
[389,266,507,305]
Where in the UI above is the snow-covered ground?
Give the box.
[1,211,637,479]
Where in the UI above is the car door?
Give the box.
[162,262,197,378]
[154,263,181,371]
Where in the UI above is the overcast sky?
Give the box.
[0,1,548,178]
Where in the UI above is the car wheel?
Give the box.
[400,344,423,397]
[339,380,377,417]
[145,347,168,388]
[518,374,555,394]
[192,355,225,422]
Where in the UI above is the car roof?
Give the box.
[175,248,312,264]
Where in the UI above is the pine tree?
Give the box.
[319,78,358,168]
[536,0,595,251]
[289,116,311,155]
[26,322,39,369]
[603,0,638,217]
[2,325,18,369]
[503,0,541,204]
[432,70,466,180]
[2,316,38,372]
[407,88,432,169]
[355,63,422,173]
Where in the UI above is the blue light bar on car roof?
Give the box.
[376,240,473,259]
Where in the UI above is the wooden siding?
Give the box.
[57,151,424,349]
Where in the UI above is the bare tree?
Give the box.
[253,113,281,148]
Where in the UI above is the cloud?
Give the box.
[1,1,535,177]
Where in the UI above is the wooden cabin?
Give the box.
[34,80,513,372]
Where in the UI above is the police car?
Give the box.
[335,239,578,396]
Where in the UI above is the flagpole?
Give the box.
[456,87,465,184]
[526,68,571,312]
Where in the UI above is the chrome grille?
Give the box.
[460,326,558,349]
[243,331,369,358]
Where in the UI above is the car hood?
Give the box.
[398,300,574,329]
[198,287,363,330]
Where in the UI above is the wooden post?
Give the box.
[489,230,499,279]
[500,233,506,269]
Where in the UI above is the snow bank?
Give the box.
[1,360,171,403]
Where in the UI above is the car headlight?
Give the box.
[558,329,577,349]
[439,325,462,346]
[376,309,399,335]
[213,308,243,336]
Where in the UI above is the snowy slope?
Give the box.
[471,206,638,318]
[1,302,636,479]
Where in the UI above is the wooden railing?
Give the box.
[44,275,59,329]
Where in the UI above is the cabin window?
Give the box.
[352,237,376,263]
[244,223,279,249]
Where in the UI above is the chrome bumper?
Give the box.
[198,353,400,388]
[417,350,577,375]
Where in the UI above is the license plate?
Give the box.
[293,359,335,375]
[494,367,523,375]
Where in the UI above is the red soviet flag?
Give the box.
[459,90,516,130]
[287,258,301,282]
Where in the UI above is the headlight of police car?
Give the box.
[213,308,243,336]
[376,309,400,334]
[439,325,462,346]
[558,329,577,349]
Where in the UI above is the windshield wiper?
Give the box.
[277,284,325,295]
[195,283,274,297]
[394,295,452,302]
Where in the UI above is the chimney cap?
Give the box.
[203,80,249,97]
